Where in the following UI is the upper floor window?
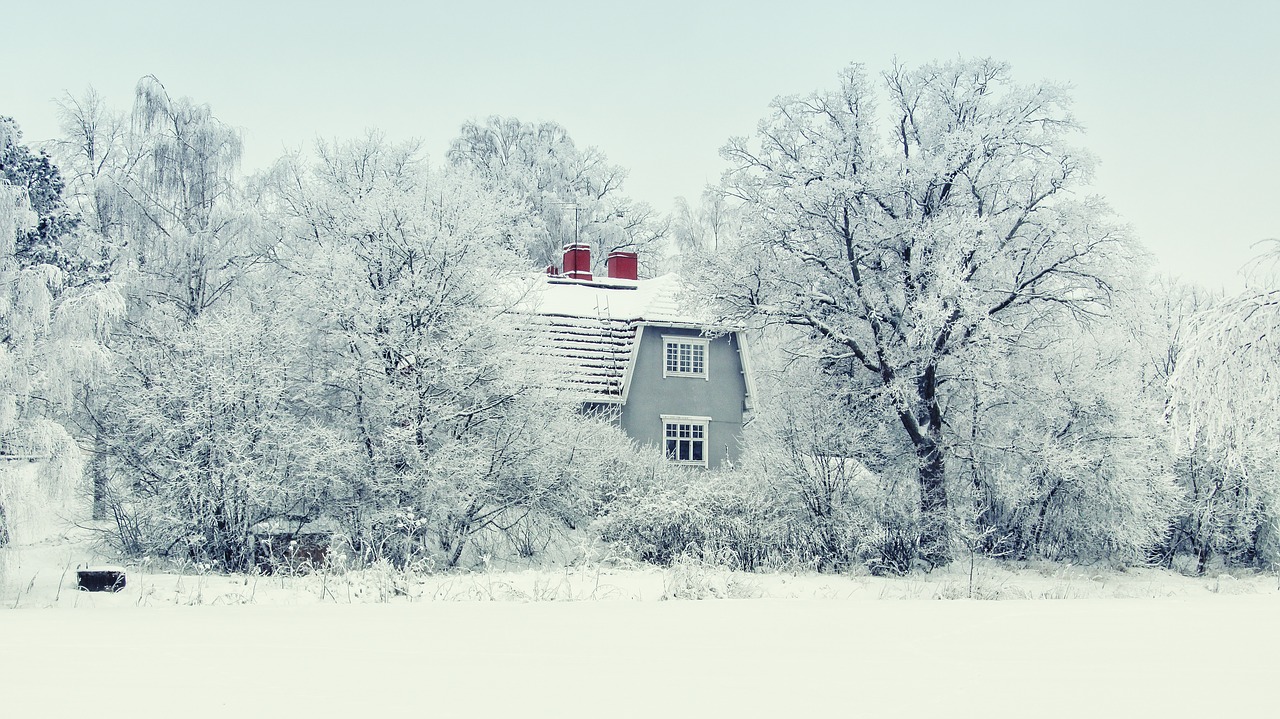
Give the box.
[663,336,708,379]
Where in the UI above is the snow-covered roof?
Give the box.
[512,274,694,402]
[521,314,637,400]
[520,273,685,323]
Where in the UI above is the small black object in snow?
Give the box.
[77,566,127,592]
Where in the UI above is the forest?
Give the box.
[1,58,1277,578]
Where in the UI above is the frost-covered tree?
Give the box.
[52,87,128,247]
[0,116,104,283]
[269,133,614,566]
[947,309,1180,564]
[1167,244,1280,569]
[447,116,667,269]
[98,305,355,569]
[670,187,739,257]
[53,77,257,326]
[702,59,1137,563]
[75,80,294,555]
[117,76,257,322]
[0,119,121,546]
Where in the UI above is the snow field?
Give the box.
[4,535,1279,717]
[2,596,1278,718]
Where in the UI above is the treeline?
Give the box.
[1,60,1276,575]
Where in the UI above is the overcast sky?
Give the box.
[3,0,1276,289]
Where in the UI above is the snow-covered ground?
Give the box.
[3,593,1278,717]
[3,534,1278,717]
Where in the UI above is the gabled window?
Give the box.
[662,415,709,467]
[663,336,709,379]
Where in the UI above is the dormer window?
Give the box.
[663,336,709,379]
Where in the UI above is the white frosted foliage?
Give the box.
[0,161,115,557]
[698,58,1138,561]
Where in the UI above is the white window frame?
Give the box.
[662,335,709,380]
[661,415,710,467]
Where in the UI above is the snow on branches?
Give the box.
[701,58,1138,562]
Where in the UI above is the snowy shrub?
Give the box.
[593,453,793,571]
[857,524,919,577]
[343,401,632,570]
[661,554,764,600]
[591,349,933,574]
[1160,450,1280,572]
[766,451,924,574]
[591,443,917,573]
[99,308,358,571]
[731,354,926,572]
[0,422,89,550]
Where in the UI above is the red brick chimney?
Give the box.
[562,243,592,281]
[606,250,638,280]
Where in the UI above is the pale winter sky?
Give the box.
[2,0,1276,290]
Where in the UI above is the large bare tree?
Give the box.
[705,59,1136,563]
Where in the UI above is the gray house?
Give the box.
[520,244,756,469]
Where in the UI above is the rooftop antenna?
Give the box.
[549,200,582,246]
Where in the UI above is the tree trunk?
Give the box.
[904,363,951,566]
[916,435,950,566]
[1195,541,1211,576]
[1032,481,1062,557]
[91,426,108,521]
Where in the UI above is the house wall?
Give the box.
[620,325,747,469]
